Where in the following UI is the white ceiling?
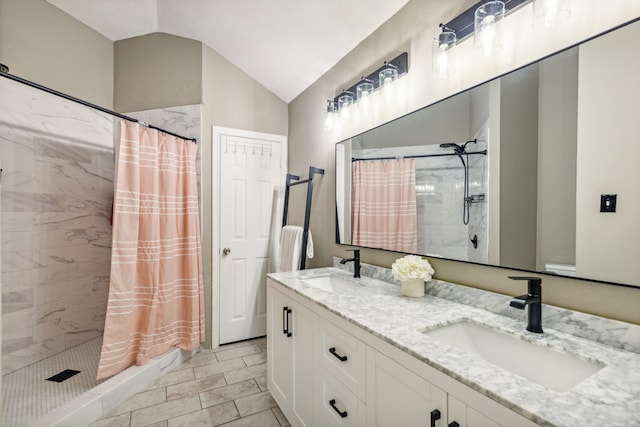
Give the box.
[47,0,413,103]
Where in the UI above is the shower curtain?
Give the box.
[352,159,418,253]
[97,120,204,379]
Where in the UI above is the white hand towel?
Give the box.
[279,225,303,272]
[278,226,315,271]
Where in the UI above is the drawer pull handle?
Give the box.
[329,347,348,362]
[282,307,288,335]
[286,308,293,337]
[449,422,460,427]
[430,409,441,427]
[329,399,348,418]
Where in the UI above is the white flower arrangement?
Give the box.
[391,255,435,282]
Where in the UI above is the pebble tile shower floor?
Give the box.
[3,337,108,426]
[90,337,289,427]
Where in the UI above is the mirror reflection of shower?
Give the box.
[439,139,487,225]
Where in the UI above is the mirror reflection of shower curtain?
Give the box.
[351,159,417,253]
[97,120,204,379]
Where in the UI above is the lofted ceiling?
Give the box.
[47,0,414,103]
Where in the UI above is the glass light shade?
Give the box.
[474,1,505,57]
[324,100,337,132]
[432,31,457,77]
[338,93,354,119]
[356,82,374,101]
[378,66,398,89]
[532,0,571,28]
[356,81,374,111]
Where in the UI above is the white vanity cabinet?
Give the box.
[267,285,317,427]
[267,278,539,427]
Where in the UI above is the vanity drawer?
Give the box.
[316,363,366,427]
[317,317,367,399]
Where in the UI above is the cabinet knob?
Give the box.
[449,422,460,427]
[329,347,348,362]
[329,399,348,418]
[430,409,441,427]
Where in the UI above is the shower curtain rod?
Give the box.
[0,71,197,143]
[352,150,487,162]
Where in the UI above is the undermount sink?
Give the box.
[420,320,604,393]
[301,275,360,292]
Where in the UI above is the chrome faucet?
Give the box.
[509,276,543,333]
[340,249,360,278]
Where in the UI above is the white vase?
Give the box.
[401,278,425,297]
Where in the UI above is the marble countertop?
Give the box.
[267,266,640,427]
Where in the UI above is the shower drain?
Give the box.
[46,369,81,383]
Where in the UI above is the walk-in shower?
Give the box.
[439,139,487,226]
[1,71,200,426]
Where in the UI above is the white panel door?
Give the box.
[218,128,285,344]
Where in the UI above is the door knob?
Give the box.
[222,248,231,255]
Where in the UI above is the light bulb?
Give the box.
[474,1,505,57]
[356,81,374,113]
[433,31,456,77]
[338,93,354,120]
[480,24,497,57]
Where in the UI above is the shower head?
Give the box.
[439,142,465,154]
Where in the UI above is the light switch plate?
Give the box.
[600,194,617,213]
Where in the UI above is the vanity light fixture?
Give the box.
[532,0,571,28]
[323,52,408,129]
[432,24,457,78]
[436,0,529,60]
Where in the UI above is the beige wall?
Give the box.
[537,49,578,269]
[200,44,288,347]
[576,21,640,285]
[0,0,113,107]
[499,65,539,271]
[114,33,203,112]
[288,0,640,324]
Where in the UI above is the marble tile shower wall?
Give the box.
[0,78,114,374]
[415,152,487,260]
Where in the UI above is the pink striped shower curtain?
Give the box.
[97,120,204,379]
[351,159,418,253]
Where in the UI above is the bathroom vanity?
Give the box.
[266,267,640,427]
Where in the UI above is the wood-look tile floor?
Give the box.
[91,337,290,427]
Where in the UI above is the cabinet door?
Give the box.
[290,299,317,427]
[367,348,448,427]
[448,395,502,427]
[267,286,292,410]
